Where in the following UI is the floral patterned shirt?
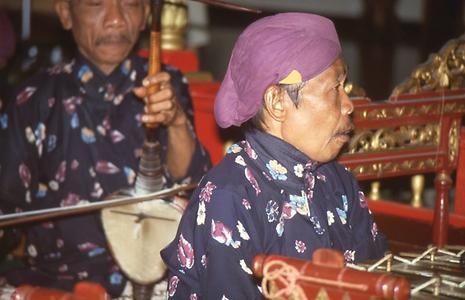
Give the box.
[161,129,387,299]
[0,53,211,297]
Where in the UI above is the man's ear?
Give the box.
[263,85,287,123]
[140,1,151,31]
[55,0,73,30]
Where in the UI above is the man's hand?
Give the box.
[133,71,195,180]
[133,72,187,128]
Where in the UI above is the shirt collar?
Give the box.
[72,52,143,103]
[244,129,321,191]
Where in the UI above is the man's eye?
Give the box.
[84,0,103,6]
[123,0,141,6]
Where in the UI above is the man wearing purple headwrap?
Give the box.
[161,12,387,299]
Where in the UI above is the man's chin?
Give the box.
[94,52,131,74]
[98,45,132,59]
[319,147,344,163]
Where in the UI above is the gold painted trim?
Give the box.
[348,159,437,177]
[449,120,459,163]
[356,102,465,121]
[347,124,440,154]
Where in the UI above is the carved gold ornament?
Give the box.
[391,35,465,96]
[348,159,437,177]
[348,124,440,154]
[449,119,459,163]
[315,288,330,300]
[344,82,367,97]
[356,101,465,121]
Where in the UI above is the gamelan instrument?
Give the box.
[253,248,410,300]
[351,245,465,299]
[99,1,176,298]
[11,282,109,300]
[253,246,465,300]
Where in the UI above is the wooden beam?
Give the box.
[2,0,55,15]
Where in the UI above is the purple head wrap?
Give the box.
[214,12,342,128]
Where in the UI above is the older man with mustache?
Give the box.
[161,12,387,299]
[0,0,210,297]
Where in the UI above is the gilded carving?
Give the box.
[391,35,465,96]
[348,159,437,177]
[341,293,352,300]
[445,102,465,113]
[315,288,330,300]
[344,82,366,97]
[449,120,459,163]
[436,171,453,184]
[355,102,465,121]
[347,124,440,154]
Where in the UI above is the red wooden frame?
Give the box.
[455,127,465,215]
[338,90,465,247]
[12,282,109,300]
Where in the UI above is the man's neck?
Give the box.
[77,51,128,76]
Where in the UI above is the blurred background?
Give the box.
[1,0,464,101]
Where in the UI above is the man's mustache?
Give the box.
[96,34,132,46]
[336,123,355,136]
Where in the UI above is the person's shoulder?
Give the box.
[202,154,248,186]
[191,158,252,218]
[197,145,254,194]
[10,60,75,105]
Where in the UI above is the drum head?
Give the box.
[101,199,183,285]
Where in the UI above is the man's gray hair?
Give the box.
[245,81,306,132]
[278,82,306,105]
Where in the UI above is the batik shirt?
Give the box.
[161,129,387,299]
[0,53,211,297]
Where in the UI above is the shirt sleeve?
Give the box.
[162,183,264,299]
[0,84,41,254]
[159,65,212,186]
[0,128,22,254]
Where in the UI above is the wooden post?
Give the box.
[432,171,452,248]
[455,127,465,216]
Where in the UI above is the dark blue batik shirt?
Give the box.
[0,52,211,297]
[161,129,387,299]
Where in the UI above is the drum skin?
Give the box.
[101,197,186,285]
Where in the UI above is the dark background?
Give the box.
[1,0,465,100]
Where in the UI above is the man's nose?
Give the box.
[104,2,125,28]
[341,89,354,115]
